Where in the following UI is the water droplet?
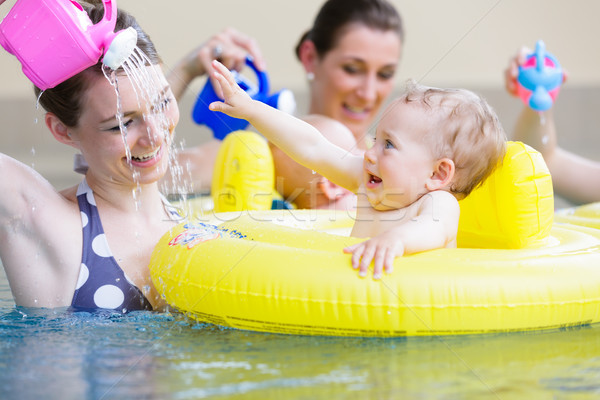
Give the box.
[538,112,546,125]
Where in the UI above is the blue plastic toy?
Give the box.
[192,57,296,140]
[517,40,563,112]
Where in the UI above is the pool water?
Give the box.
[1,266,600,399]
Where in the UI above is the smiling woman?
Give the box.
[269,0,404,210]
[0,1,183,313]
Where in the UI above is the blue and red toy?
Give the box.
[192,57,296,140]
[516,40,563,111]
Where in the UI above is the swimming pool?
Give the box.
[1,265,600,399]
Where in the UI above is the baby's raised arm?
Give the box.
[209,61,362,192]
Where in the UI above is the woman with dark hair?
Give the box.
[170,0,404,208]
[272,0,404,209]
[0,1,182,312]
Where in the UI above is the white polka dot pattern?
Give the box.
[86,189,96,206]
[93,285,125,309]
[80,211,88,228]
[75,263,89,290]
[70,179,152,312]
[91,234,112,258]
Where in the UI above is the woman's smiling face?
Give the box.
[69,66,180,185]
[309,24,402,143]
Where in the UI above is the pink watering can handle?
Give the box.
[87,0,118,50]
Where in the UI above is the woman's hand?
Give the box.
[168,28,266,100]
[504,46,531,97]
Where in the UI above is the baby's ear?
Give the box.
[426,158,455,191]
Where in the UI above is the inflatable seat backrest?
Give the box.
[212,133,554,249]
[457,141,554,249]
[211,130,275,212]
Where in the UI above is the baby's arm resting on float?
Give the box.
[209,60,362,192]
[344,191,460,279]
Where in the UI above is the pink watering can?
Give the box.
[0,0,137,90]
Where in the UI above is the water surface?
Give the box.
[1,266,599,399]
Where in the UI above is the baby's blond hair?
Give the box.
[399,79,506,199]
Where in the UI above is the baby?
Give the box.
[209,61,506,279]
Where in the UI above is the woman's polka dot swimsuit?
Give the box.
[70,180,152,313]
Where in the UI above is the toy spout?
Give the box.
[102,27,137,70]
[535,41,546,73]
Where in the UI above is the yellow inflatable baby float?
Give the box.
[210,130,275,212]
[555,202,600,229]
[457,140,554,248]
[150,135,600,336]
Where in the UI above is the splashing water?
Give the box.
[34,91,44,125]
[102,46,192,213]
[537,112,549,146]
[538,111,546,126]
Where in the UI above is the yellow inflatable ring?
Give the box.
[151,140,567,337]
[555,202,600,229]
[150,211,600,336]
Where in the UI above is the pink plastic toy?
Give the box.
[0,0,137,90]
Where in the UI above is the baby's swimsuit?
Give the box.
[70,180,153,313]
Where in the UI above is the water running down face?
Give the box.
[68,62,179,187]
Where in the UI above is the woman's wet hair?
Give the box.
[34,1,160,127]
[295,0,404,60]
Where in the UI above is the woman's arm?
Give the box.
[0,153,81,307]
[505,46,600,204]
[511,93,600,204]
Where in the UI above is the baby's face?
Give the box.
[362,101,437,211]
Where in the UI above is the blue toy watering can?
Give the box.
[191,57,296,140]
[517,40,563,112]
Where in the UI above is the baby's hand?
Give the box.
[343,232,404,280]
[208,60,254,120]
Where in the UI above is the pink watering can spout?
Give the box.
[0,0,137,90]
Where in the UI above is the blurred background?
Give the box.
[1,0,599,206]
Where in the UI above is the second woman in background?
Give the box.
[170,0,404,210]
[272,0,404,209]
